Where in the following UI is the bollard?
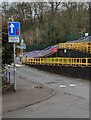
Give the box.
[9,72,10,83]
[7,65,11,83]
[20,57,21,62]
[6,69,8,83]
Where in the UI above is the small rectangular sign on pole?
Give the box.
[8,36,19,43]
[20,43,26,49]
[85,33,88,37]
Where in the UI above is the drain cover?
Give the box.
[33,85,43,88]
[46,81,58,84]
[55,79,63,81]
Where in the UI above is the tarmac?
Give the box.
[2,64,55,115]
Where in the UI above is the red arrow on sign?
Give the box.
[16,29,19,35]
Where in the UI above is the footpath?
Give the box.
[2,63,54,114]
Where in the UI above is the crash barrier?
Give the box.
[57,42,91,53]
[23,57,91,67]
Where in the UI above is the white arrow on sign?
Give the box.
[10,24,15,33]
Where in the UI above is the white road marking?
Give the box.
[15,64,24,67]
[69,84,76,87]
[60,83,77,88]
[60,84,66,88]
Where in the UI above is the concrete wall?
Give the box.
[27,64,90,80]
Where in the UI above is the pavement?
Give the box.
[0,74,2,119]
[2,64,54,114]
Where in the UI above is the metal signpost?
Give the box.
[8,22,20,91]
[21,39,24,63]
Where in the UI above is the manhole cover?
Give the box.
[46,81,58,84]
[55,79,63,82]
[33,85,43,88]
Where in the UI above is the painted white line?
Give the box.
[60,85,66,88]
[15,64,24,67]
[69,84,76,87]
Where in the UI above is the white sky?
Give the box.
[1,0,91,3]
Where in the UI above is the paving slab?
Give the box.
[2,76,54,114]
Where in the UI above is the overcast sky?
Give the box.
[1,0,91,3]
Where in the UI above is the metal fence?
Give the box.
[23,57,91,67]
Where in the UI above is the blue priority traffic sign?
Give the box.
[8,22,20,36]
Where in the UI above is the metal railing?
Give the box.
[23,57,91,67]
[57,42,91,53]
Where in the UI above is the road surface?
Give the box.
[3,65,89,118]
